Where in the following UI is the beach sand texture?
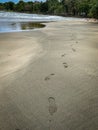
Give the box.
[0,20,98,130]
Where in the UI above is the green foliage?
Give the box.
[3,1,15,11]
[33,2,41,13]
[47,0,60,14]
[0,0,98,18]
[40,2,48,14]
[16,1,25,12]
[89,0,98,18]
[24,2,33,12]
[0,3,4,10]
[76,0,90,16]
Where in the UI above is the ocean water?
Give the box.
[0,11,65,33]
[0,11,65,22]
[0,11,85,33]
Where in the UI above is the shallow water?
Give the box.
[0,11,65,33]
[0,11,86,33]
[0,22,45,33]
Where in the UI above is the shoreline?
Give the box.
[0,15,98,34]
[0,19,98,130]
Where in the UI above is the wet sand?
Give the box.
[0,20,98,130]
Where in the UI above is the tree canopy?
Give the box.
[0,0,98,18]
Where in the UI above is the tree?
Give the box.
[78,0,90,16]
[16,1,25,12]
[24,1,33,13]
[89,0,98,18]
[47,0,63,14]
[4,1,15,11]
[33,2,41,13]
[40,2,48,14]
[0,0,98,18]
[0,3,4,10]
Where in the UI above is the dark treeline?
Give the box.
[0,0,98,18]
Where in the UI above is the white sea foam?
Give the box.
[0,11,65,22]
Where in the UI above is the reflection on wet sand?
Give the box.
[0,22,45,33]
[20,22,45,30]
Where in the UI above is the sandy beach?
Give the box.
[0,20,98,130]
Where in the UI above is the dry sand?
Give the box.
[0,20,98,130]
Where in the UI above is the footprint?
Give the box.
[50,73,55,76]
[44,73,55,81]
[63,62,68,68]
[72,48,76,52]
[61,53,66,57]
[48,97,57,115]
[44,76,50,81]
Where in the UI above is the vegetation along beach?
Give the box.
[0,0,98,130]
